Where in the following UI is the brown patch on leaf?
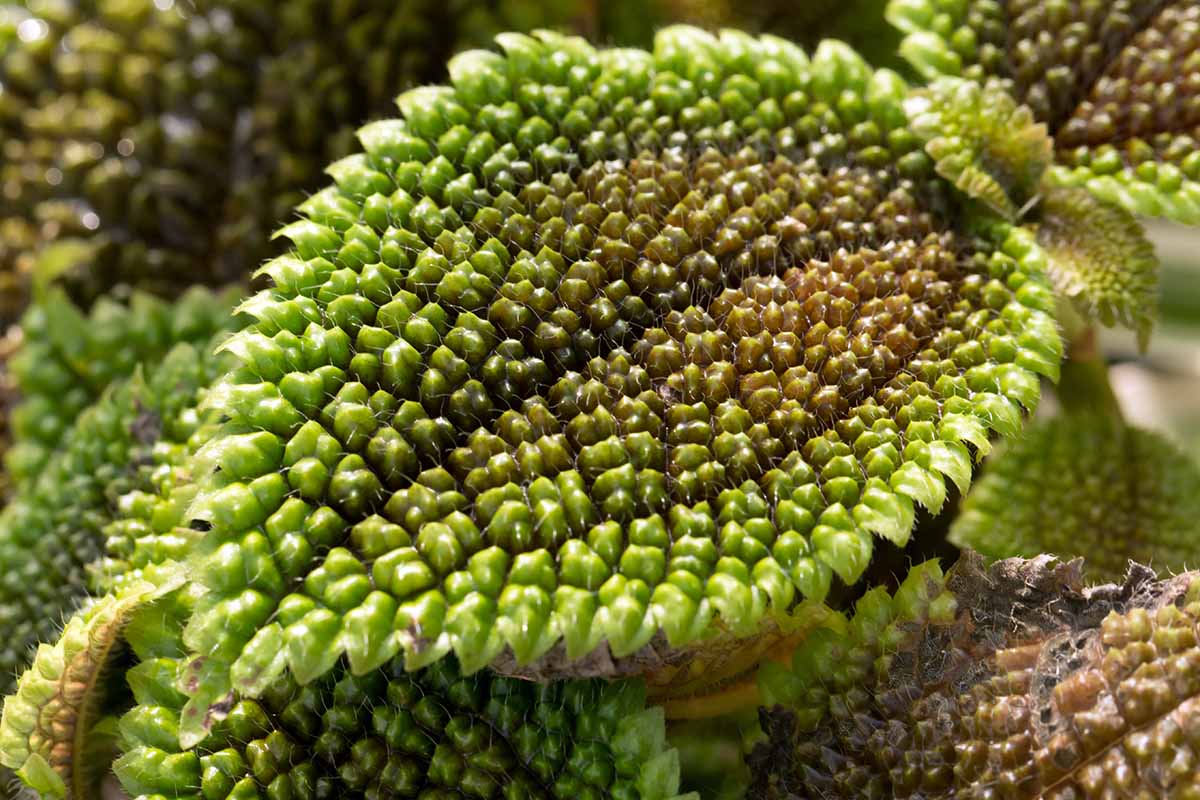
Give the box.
[129,405,162,448]
[204,693,235,727]
[493,608,832,714]
[749,553,1200,799]
[183,656,205,694]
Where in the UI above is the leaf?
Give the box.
[0,568,184,800]
[637,0,905,67]
[888,0,1200,225]
[30,240,100,297]
[905,77,1052,219]
[950,414,1200,582]
[7,284,239,493]
[751,551,1200,798]
[0,316,235,703]
[173,28,1068,703]
[118,651,696,800]
[1037,187,1160,347]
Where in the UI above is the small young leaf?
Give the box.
[1037,187,1160,348]
[906,77,1052,219]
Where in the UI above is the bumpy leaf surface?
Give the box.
[951,414,1200,582]
[905,77,1052,219]
[0,568,184,800]
[888,0,1200,224]
[172,27,1063,744]
[0,314,234,694]
[1036,187,1159,348]
[631,0,902,66]
[752,552,1200,798]
[6,287,237,490]
[93,397,227,595]
[119,660,692,800]
[112,587,692,800]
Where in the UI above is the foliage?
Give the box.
[752,553,1200,798]
[951,414,1200,581]
[0,3,1198,800]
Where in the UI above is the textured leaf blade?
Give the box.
[751,552,1200,798]
[120,649,695,800]
[0,568,184,800]
[906,77,1053,219]
[1037,187,1160,347]
[950,415,1200,582]
[138,29,1067,710]
[889,0,1200,225]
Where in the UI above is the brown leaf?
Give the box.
[750,552,1200,799]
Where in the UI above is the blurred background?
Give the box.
[1110,222,1200,454]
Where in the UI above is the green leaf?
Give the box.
[120,652,687,800]
[889,0,1200,226]
[30,239,100,297]
[0,568,184,800]
[117,29,1068,706]
[906,78,1052,219]
[951,414,1200,582]
[1037,187,1160,348]
[15,752,67,798]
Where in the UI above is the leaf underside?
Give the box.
[0,570,183,800]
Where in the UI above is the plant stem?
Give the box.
[1056,326,1123,418]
